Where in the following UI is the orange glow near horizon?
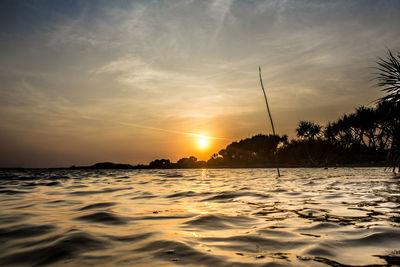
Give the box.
[179,132,228,162]
[197,137,209,149]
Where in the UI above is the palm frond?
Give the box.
[375,49,400,103]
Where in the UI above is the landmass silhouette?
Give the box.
[70,50,400,172]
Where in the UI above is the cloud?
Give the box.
[1,0,400,167]
[119,121,232,140]
[92,56,188,88]
[210,0,234,40]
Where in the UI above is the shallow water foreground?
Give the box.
[0,168,399,266]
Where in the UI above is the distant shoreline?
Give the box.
[1,161,389,170]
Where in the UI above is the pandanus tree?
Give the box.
[296,121,322,140]
[323,122,337,143]
[375,49,400,172]
[217,134,287,164]
[354,106,376,149]
[375,50,400,104]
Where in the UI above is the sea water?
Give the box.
[0,168,399,266]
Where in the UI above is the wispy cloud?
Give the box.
[210,0,234,40]
[92,56,193,87]
[1,0,400,167]
[119,121,232,140]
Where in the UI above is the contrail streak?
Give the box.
[211,0,233,41]
[119,122,232,140]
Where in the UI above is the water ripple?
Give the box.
[0,168,398,266]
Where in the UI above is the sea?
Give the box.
[0,168,399,266]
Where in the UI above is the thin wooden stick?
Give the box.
[259,66,280,177]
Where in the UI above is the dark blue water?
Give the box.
[0,168,399,266]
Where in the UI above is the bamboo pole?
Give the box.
[259,66,280,177]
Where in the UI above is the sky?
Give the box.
[0,0,399,168]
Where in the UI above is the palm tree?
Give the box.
[354,106,376,149]
[375,49,400,104]
[296,121,321,140]
[375,49,400,172]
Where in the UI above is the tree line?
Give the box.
[70,50,399,171]
[147,49,400,171]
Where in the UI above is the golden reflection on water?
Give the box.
[0,168,399,266]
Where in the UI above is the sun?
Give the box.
[198,137,209,149]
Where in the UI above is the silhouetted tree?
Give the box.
[207,153,225,167]
[149,159,172,169]
[296,121,322,140]
[213,134,287,166]
[353,106,377,149]
[376,49,400,104]
[176,156,198,168]
[374,101,400,172]
[134,51,399,170]
[375,49,400,172]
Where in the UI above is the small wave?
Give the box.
[14,176,37,181]
[343,231,400,246]
[75,211,129,225]
[239,187,251,190]
[48,175,70,180]
[78,202,116,210]
[285,192,302,196]
[0,224,56,243]
[0,232,107,266]
[45,181,60,186]
[65,185,88,189]
[131,195,157,200]
[131,191,157,200]
[134,240,228,266]
[69,187,132,195]
[14,203,36,209]
[323,194,344,199]
[158,172,184,178]
[256,228,298,238]
[167,191,209,198]
[133,214,195,221]
[107,232,154,242]
[183,214,256,230]
[44,199,83,207]
[270,189,287,193]
[21,181,61,187]
[167,191,197,198]
[303,245,337,257]
[297,222,341,231]
[0,189,29,195]
[0,213,34,225]
[202,191,269,202]
[21,182,37,187]
[201,234,306,251]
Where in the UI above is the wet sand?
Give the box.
[0,168,399,266]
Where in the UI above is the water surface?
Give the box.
[0,168,399,266]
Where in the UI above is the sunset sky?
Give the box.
[1,0,399,168]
